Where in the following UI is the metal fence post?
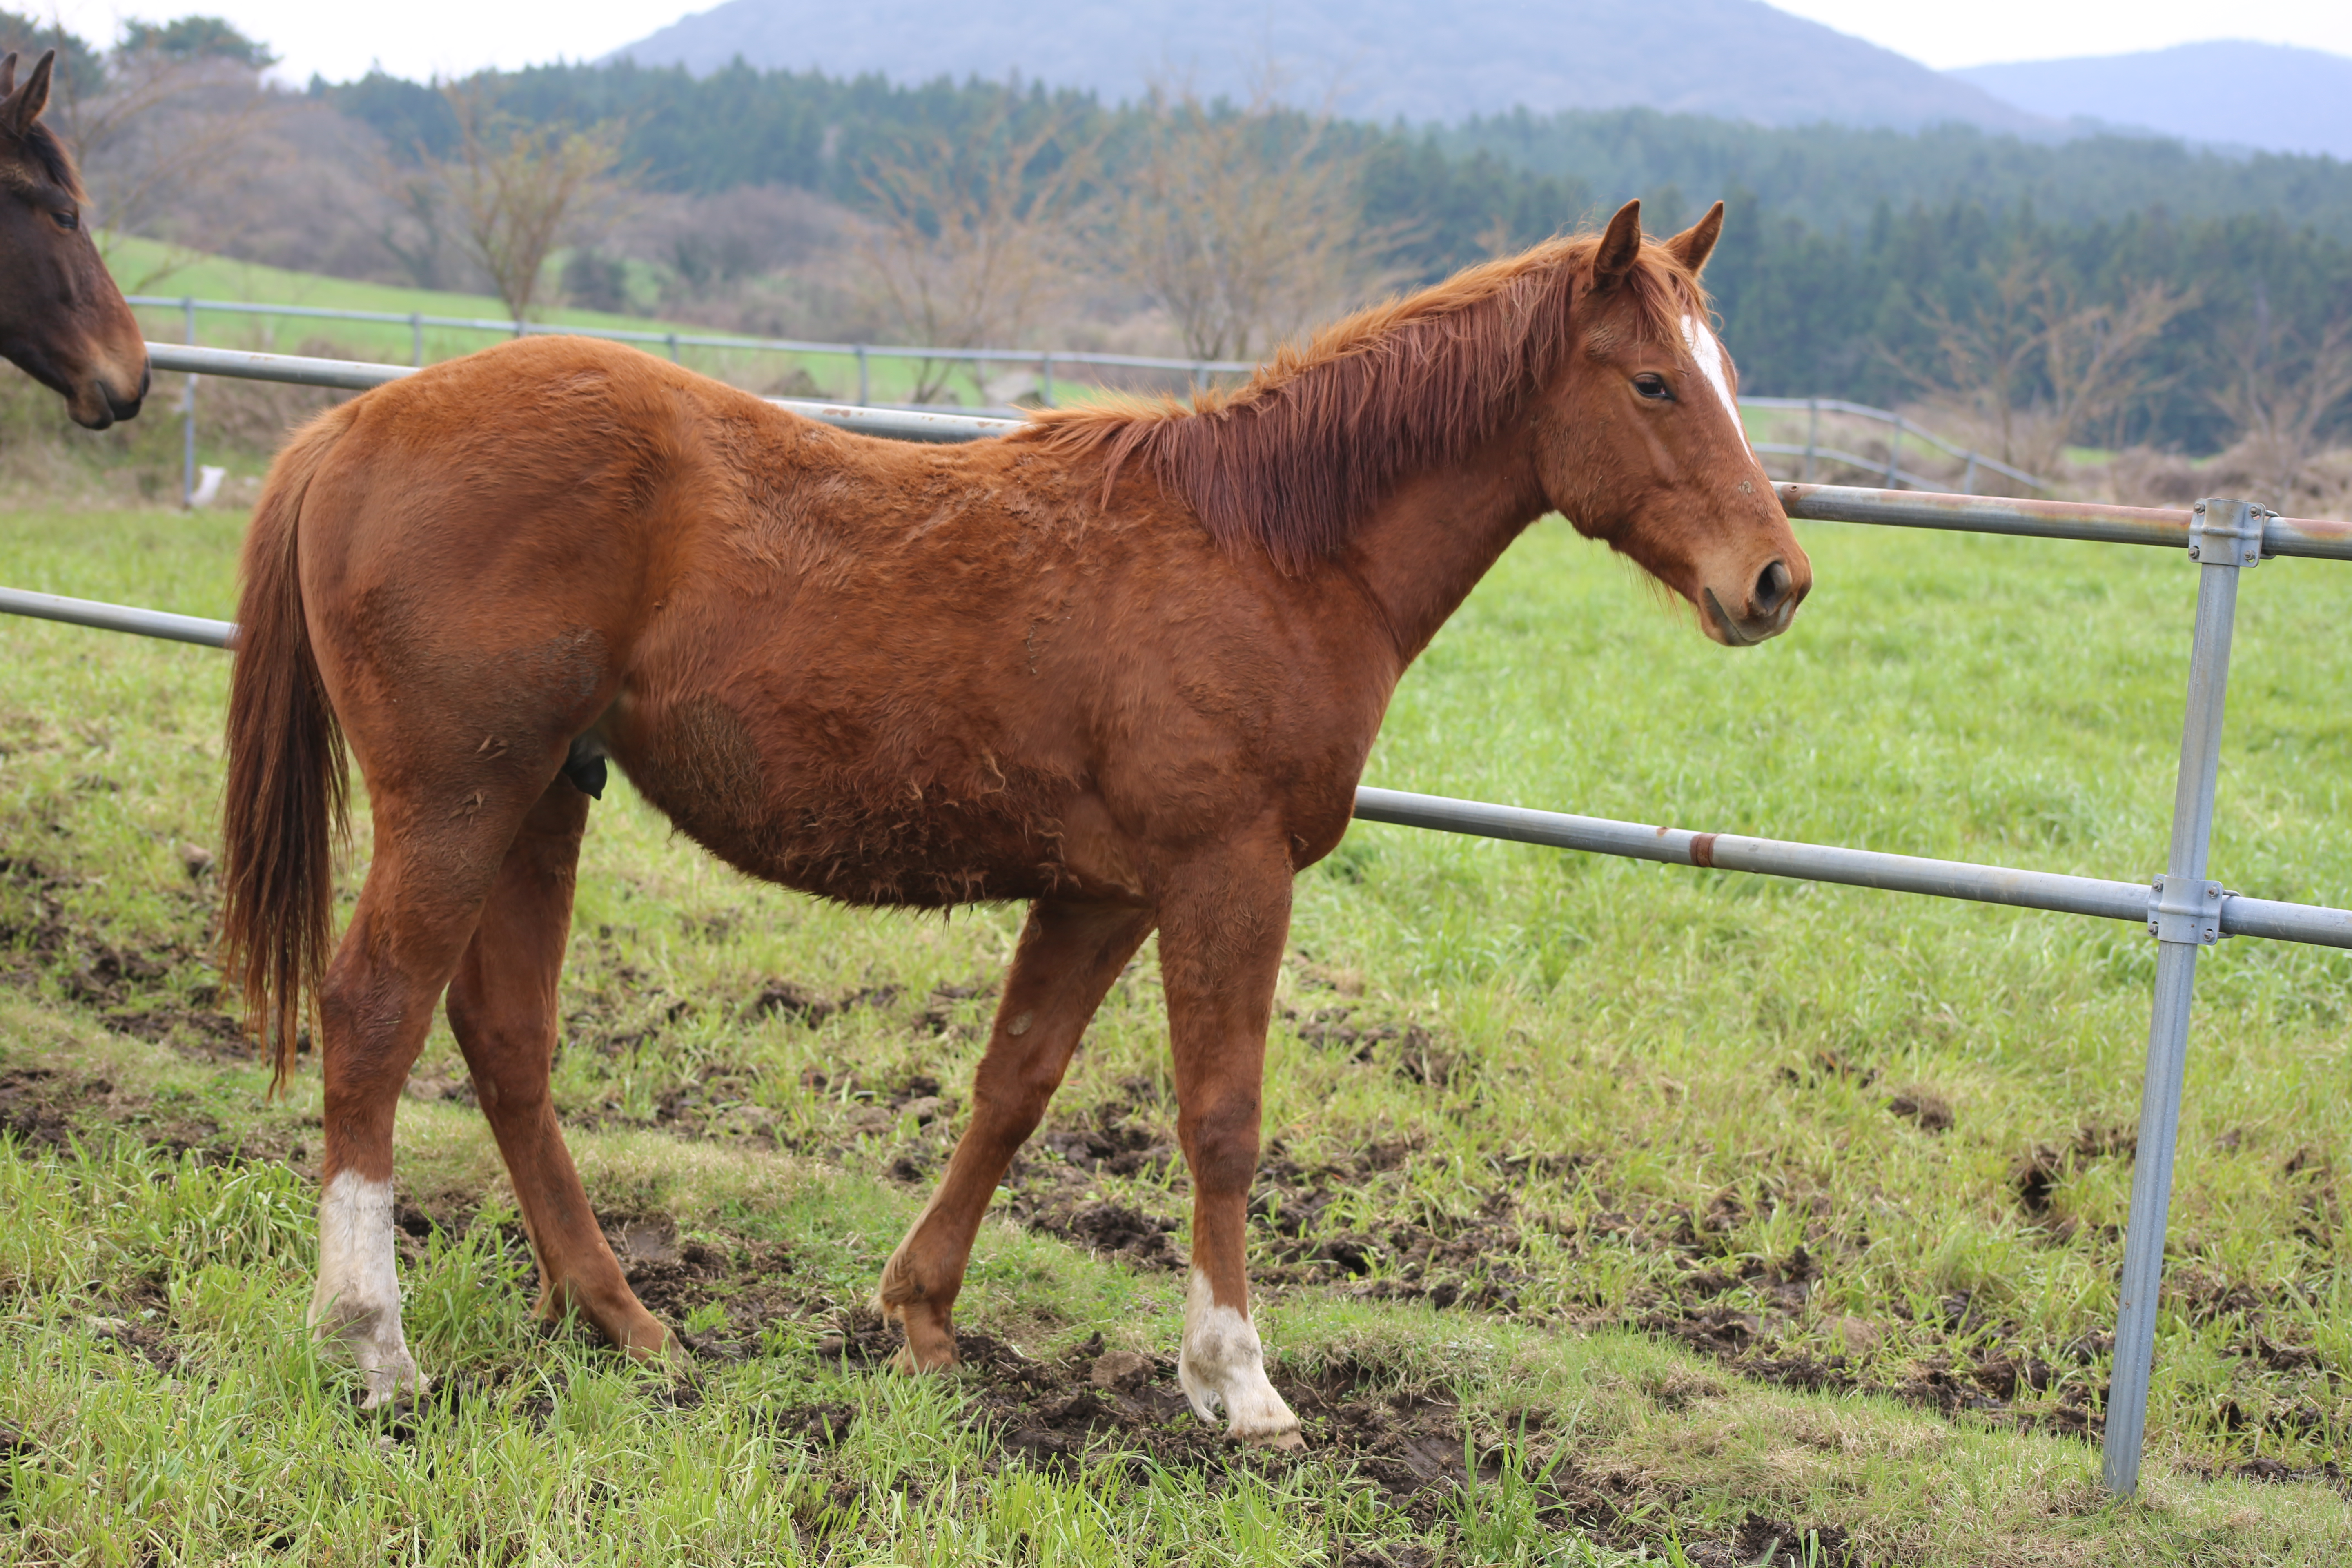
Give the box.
[2101,495,2265,1495]
[1040,352,1055,409]
[1804,397,1818,483]
[410,313,424,368]
[180,299,198,510]
[1884,415,1903,488]
[856,345,869,406]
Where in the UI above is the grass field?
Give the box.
[105,234,1042,414]
[3,498,2350,1565]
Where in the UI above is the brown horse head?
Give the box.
[1540,199,1808,646]
[0,50,148,428]
[1027,200,1806,649]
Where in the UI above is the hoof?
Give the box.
[888,1339,960,1375]
[618,1317,682,1364]
[879,1294,959,1372]
[355,1356,427,1411]
[1235,1421,1305,1452]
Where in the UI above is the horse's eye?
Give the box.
[1633,373,1672,401]
[51,209,78,231]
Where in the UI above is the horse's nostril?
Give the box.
[1753,559,1791,615]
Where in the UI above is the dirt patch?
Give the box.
[0,853,254,1063]
[0,1060,309,1172]
[786,1318,1857,1559]
[82,1284,185,1376]
[2013,1126,2136,1225]
[0,1066,84,1150]
[1886,1092,1952,1133]
[1285,1002,1460,1089]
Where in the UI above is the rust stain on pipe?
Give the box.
[1689,832,1719,869]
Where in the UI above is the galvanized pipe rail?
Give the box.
[143,343,1029,446]
[15,341,2352,1498]
[1742,394,2050,492]
[129,296,1256,385]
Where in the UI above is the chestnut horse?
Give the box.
[0,50,148,428]
[220,199,1808,1443]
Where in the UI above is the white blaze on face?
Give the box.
[310,1170,425,1407]
[1177,1268,1302,1446]
[1680,314,1753,453]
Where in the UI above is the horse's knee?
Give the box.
[1178,1091,1263,1194]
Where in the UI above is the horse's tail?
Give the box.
[220,408,353,1098]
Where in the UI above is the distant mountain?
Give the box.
[610,0,2052,133]
[1951,41,2352,160]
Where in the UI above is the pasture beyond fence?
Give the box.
[131,296,2048,502]
[7,337,2351,1499]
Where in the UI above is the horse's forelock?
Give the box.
[1017,233,1713,570]
[1,117,82,200]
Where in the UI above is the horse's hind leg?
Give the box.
[878,899,1153,1369]
[310,797,536,1406]
[444,777,667,1356]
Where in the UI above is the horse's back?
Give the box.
[261,334,1361,908]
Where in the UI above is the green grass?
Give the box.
[105,234,1033,410]
[3,500,2350,1564]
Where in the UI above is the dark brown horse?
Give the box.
[220,199,1808,1441]
[0,49,147,428]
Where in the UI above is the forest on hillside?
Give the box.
[7,11,2352,502]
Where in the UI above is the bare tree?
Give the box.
[374,156,459,292]
[858,100,1096,403]
[1915,256,2054,469]
[1113,76,1393,364]
[2035,278,2194,469]
[2209,291,2352,506]
[1917,256,2189,474]
[46,29,278,288]
[438,78,626,324]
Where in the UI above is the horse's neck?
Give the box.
[1339,426,1549,665]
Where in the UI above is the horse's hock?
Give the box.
[5,310,2352,1495]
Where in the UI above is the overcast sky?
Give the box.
[29,0,2352,86]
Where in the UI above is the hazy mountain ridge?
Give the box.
[612,0,2050,133]
[1951,41,2352,162]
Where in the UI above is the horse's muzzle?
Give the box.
[1702,557,1808,647]
[69,364,148,430]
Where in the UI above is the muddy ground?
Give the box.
[4,1056,1861,1566]
[3,845,2345,1560]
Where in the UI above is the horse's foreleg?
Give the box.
[1158,849,1303,1449]
[877,898,1153,1371]
[445,777,670,1360]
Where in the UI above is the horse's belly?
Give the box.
[714,795,1078,908]
[610,692,1094,908]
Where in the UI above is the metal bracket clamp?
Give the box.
[2187,499,2270,566]
[2148,874,2227,944]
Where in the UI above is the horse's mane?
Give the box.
[1011,231,1709,571]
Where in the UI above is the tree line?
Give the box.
[6,9,2344,469]
[315,59,2352,461]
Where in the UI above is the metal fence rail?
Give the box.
[129,292,1255,393]
[1743,394,2049,492]
[138,297,2032,495]
[11,341,2351,1499]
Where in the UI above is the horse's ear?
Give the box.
[1664,201,1726,276]
[0,53,19,102]
[1594,200,1643,287]
[3,49,53,135]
